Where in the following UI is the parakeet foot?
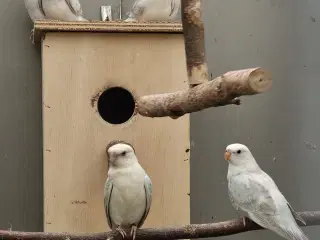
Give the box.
[130,225,137,240]
[115,226,127,239]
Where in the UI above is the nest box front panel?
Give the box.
[42,32,190,233]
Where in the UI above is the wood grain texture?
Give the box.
[42,32,190,233]
[136,68,272,118]
[33,21,183,43]
[1,211,319,239]
[181,0,208,86]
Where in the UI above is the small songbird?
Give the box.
[124,0,180,22]
[24,0,87,22]
[104,141,152,240]
[225,143,308,240]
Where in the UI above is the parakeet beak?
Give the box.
[224,150,231,161]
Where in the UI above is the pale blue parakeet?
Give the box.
[104,141,152,240]
[226,143,308,240]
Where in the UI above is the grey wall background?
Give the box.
[191,1,320,239]
[0,0,319,239]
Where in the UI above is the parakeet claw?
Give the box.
[29,29,35,41]
[115,226,126,239]
[242,216,246,227]
[130,225,138,240]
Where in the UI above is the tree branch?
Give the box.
[181,0,209,86]
[137,67,272,118]
[0,212,318,240]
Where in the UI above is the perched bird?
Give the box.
[24,0,46,22]
[104,141,152,240]
[124,0,180,22]
[225,143,308,240]
[24,0,87,22]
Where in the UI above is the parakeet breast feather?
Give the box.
[107,163,148,228]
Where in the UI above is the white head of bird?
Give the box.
[224,143,259,169]
[106,141,138,168]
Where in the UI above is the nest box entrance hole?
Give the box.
[97,87,135,124]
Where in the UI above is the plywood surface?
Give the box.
[42,32,190,233]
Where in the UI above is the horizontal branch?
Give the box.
[137,67,272,118]
[0,212,318,240]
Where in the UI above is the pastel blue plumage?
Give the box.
[104,142,152,240]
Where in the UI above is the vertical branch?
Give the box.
[181,0,209,87]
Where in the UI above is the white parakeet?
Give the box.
[24,0,87,22]
[225,143,308,240]
[24,0,46,22]
[104,141,152,240]
[124,0,180,22]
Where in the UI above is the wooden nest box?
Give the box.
[34,20,190,233]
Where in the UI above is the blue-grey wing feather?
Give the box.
[229,174,308,239]
[138,174,152,228]
[228,175,278,230]
[169,0,180,18]
[38,0,46,16]
[228,176,277,215]
[169,0,175,16]
[65,0,82,16]
[104,177,114,229]
[287,202,306,225]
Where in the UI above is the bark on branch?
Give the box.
[137,68,272,118]
[181,0,209,86]
[0,212,318,240]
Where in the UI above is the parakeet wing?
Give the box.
[38,0,46,16]
[138,174,152,228]
[228,174,279,228]
[169,0,180,17]
[104,177,114,229]
[65,0,82,16]
[287,202,306,225]
[229,173,308,239]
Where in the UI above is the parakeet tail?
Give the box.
[287,226,309,240]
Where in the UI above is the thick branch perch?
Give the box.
[137,68,272,118]
[181,0,209,86]
[0,212,319,240]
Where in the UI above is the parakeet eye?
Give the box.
[237,150,241,154]
[121,151,126,156]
